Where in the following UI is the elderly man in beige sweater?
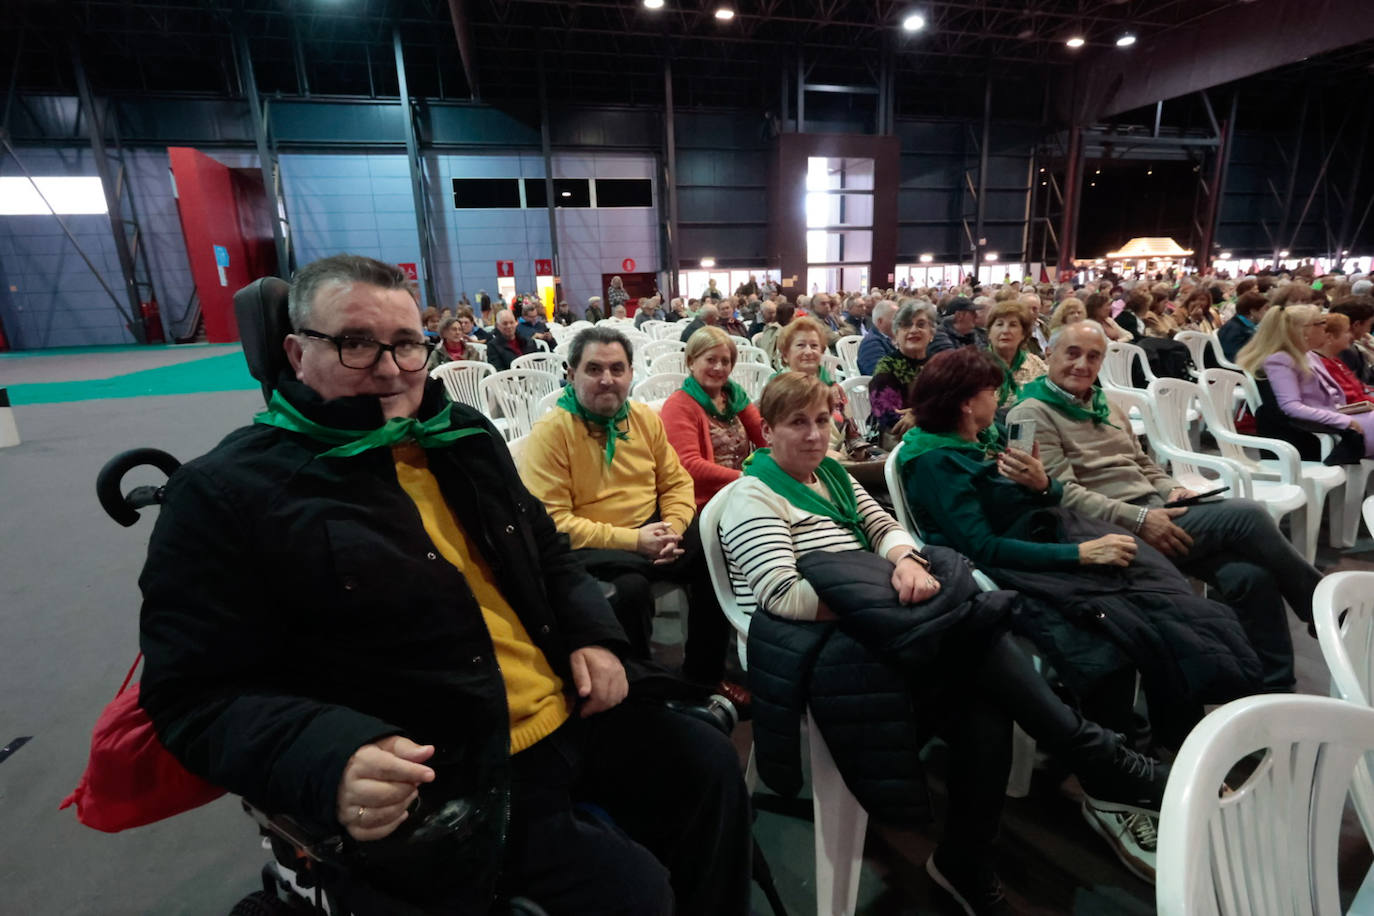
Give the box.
[1007,321,1322,695]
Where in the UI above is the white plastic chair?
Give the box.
[511,351,567,377]
[736,345,769,366]
[533,337,551,353]
[649,322,683,341]
[1102,341,1159,391]
[1156,694,1374,916]
[1198,369,1340,563]
[1175,330,1242,378]
[505,433,530,471]
[700,482,869,916]
[822,352,846,382]
[632,372,686,403]
[731,362,773,402]
[835,335,863,377]
[534,387,562,422]
[649,352,686,375]
[1312,571,1374,845]
[638,319,666,337]
[1366,495,1374,539]
[839,375,872,439]
[729,335,753,351]
[638,339,685,370]
[1129,381,1247,499]
[429,360,494,412]
[466,341,487,363]
[479,369,561,441]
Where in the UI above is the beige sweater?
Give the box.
[1006,395,1177,529]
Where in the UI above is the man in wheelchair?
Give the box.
[136,254,752,915]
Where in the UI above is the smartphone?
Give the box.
[1164,486,1229,508]
[1006,418,1036,453]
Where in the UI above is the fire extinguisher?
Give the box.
[141,301,166,345]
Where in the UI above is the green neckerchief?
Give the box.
[898,424,1003,469]
[742,448,870,550]
[991,347,1027,406]
[682,376,751,422]
[772,366,836,386]
[557,385,630,465]
[253,390,484,458]
[1017,376,1120,428]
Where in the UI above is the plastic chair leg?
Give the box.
[1005,723,1036,798]
[806,711,868,916]
[1335,462,1374,549]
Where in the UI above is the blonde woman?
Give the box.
[1047,297,1087,336]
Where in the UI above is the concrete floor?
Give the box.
[3,346,1374,915]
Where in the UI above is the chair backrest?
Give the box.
[883,445,918,535]
[638,319,665,336]
[1173,331,1212,375]
[730,362,773,402]
[1366,495,1374,540]
[533,337,551,352]
[839,375,872,438]
[511,352,568,377]
[835,334,863,376]
[466,341,487,363]
[534,387,562,421]
[639,338,685,367]
[729,335,752,352]
[649,322,683,341]
[1198,368,1264,468]
[232,276,291,404]
[649,352,686,375]
[506,433,530,471]
[1312,571,1374,842]
[699,481,755,670]
[479,369,561,439]
[1145,377,1197,450]
[822,352,845,381]
[1102,341,1155,390]
[429,360,495,411]
[632,372,687,402]
[736,345,769,365]
[1156,694,1374,916]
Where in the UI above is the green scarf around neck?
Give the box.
[682,376,751,422]
[772,365,835,386]
[557,385,631,465]
[898,423,1003,469]
[991,347,1027,406]
[253,390,484,458]
[1018,376,1119,428]
[742,448,870,550]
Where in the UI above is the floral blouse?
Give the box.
[708,415,751,470]
[869,353,929,433]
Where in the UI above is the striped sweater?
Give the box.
[719,475,917,621]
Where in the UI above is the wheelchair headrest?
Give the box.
[233,276,292,404]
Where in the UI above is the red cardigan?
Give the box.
[660,389,767,509]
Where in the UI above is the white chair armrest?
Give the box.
[1205,426,1303,483]
[1151,443,1252,499]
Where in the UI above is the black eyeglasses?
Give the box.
[297,329,434,372]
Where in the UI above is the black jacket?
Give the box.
[138,377,626,904]
[486,333,529,372]
[747,547,1014,824]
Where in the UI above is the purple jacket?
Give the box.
[1262,350,1355,430]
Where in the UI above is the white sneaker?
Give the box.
[1081,798,1158,883]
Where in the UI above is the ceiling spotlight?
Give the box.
[1220,252,1232,259]
[901,12,925,31]
[1066,36,1085,48]
[1094,168,1101,175]
[919,253,934,263]
[1116,33,1136,47]
[714,7,734,20]
[984,252,999,262]
[1147,168,1153,175]
[700,257,717,268]
[643,0,665,7]
[1090,181,1097,187]
[1278,250,1290,258]
[560,190,572,198]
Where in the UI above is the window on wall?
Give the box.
[451,179,521,209]
[0,176,108,215]
[804,157,875,294]
[593,179,653,208]
[524,178,592,209]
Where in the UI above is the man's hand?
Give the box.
[1139,507,1193,557]
[636,523,684,565]
[570,646,628,718]
[1165,487,1198,503]
[336,736,436,842]
[891,556,941,604]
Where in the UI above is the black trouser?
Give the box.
[935,631,1093,859]
[574,518,733,685]
[498,702,753,915]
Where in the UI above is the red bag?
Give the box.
[59,654,226,832]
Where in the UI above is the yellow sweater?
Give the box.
[393,444,569,753]
[520,401,696,551]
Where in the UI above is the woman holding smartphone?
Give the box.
[897,348,1263,755]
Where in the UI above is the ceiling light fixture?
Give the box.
[560,191,572,198]
[1220,252,1232,259]
[1066,36,1085,48]
[919,253,934,263]
[1278,250,1290,258]
[701,257,717,268]
[643,0,665,8]
[985,252,999,262]
[901,12,925,31]
[714,7,735,20]
[1116,33,1136,47]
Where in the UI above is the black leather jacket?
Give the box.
[138,377,626,905]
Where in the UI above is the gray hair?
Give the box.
[1353,279,1373,297]
[567,325,634,369]
[872,299,899,324]
[895,300,938,329]
[287,254,413,330]
[1046,319,1109,352]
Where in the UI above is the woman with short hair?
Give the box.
[777,316,871,460]
[1217,290,1270,361]
[1085,293,1133,341]
[720,370,1172,904]
[869,301,937,444]
[661,327,767,510]
[1047,297,1086,336]
[1177,287,1219,334]
[424,315,483,371]
[985,299,1047,412]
